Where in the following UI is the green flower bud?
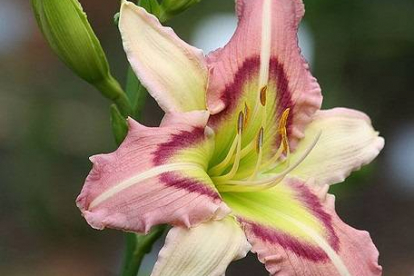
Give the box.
[159,0,200,22]
[32,0,131,115]
[32,0,109,84]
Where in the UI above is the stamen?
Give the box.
[260,86,267,106]
[225,137,257,165]
[211,132,257,177]
[248,128,264,181]
[259,86,268,140]
[244,103,250,128]
[208,133,239,176]
[237,111,244,134]
[279,108,290,130]
[240,140,256,158]
[262,145,289,173]
[211,112,244,183]
[261,108,291,169]
[250,85,269,127]
[256,127,264,153]
[212,134,242,183]
[278,108,290,152]
[218,131,322,193]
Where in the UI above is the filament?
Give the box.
[208,133,240,176]
[211,112,244,183]
[248,128,264,181]
[218,131,321,193]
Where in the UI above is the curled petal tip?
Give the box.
[204,126,215,139]
[317,184,330,201]
[264,254,283,262]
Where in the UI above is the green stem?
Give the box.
[121,226,166,276]
[94,76,132,117]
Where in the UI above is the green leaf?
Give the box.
[140,0,161,17]
[125,67,148,120]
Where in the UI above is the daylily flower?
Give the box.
[77,0,385,275]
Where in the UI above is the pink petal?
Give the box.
[207,0,322,149]
[223,178,382,275]
[76,111,229,233]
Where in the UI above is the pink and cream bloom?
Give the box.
[77,0,384,275]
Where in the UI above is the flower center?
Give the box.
[208,87,320,193]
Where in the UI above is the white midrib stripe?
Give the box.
[259,0,272,88]
[275,210,351,275]
[89,163,204,209]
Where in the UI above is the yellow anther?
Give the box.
[278,108,290,153]
[278,108,290,130]
[259,108,291,171]
[260,86,268,106]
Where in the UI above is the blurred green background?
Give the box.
[1,0,413,275]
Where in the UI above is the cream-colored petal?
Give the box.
[151,217,251,276]
[290,108,384,186]
[119,1,208,113]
